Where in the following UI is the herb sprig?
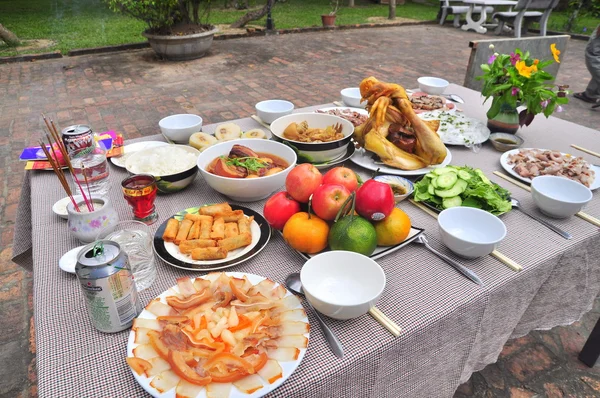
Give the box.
[224,156,269,173]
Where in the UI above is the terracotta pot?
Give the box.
[487,103,520,134]
[321,14,337,28]
[142,27,218,61]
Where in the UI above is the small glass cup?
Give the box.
[96,221,156,291]
[121,174,158,225]
[70,146,110,197]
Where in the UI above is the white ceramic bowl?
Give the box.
[197,139,297,202]
[125,145,199,193]
[417,77,449,95]
[340,87,367,108]
[53,195,83,219]
[373,175,414,203]
[159,114,203,144]
[300,251,386,320]
[255,100,294,124]
[531,175,593,218]
[438,207,507,259]
[269,112,355,163]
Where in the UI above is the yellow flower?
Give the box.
[515,60,536,78]
[550,43,560,63]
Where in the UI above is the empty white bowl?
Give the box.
[438,207,507,259]
[300,251,386,320]
[340,87,367,108]
[255,100,294,124]
[197,139,297,202]
[159,114,203,144]
[417,77,449,95]
[373,175,414,203]
[531,175,593,218]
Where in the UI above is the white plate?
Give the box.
[59,245,86,273]
[316,107,368,116]
[500,148,600,190]
[110,141,170,168]
[418,110,490,146]
[350,147,452,176]
[52,195,83,219]
[126,272,309,398]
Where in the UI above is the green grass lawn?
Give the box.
[0,0,596,57]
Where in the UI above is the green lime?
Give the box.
[328,215,378,256]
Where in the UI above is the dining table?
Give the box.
[461,0,518,34]
[12,83,600,397]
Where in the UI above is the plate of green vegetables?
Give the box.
[413,165,512,215]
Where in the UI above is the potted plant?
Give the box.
[478,44,569,134]
[106,0,218,61]
[322,0,340,27]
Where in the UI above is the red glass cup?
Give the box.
[121,174,158,225]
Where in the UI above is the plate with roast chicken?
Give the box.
[349,77,452,176]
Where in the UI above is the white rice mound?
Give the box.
[128,146,197,175]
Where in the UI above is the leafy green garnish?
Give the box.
[225,156,269,173]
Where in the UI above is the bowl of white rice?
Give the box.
[125,144,200,193]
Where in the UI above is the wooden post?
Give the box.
[349,0,355,6]
[0,24,20,46]
[388,0,396,20]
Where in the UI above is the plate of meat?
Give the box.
[315,107,368,127]
[500,148,599,190]
[408,92,457,114]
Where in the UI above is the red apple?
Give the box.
[355,179,395,221]
[285,164,323,203]
[322,166,359,193]
[263,191,301,230]
[311,184,351,221]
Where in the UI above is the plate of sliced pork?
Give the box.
[500,148,598,190]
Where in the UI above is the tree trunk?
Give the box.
[230,0,275,29]
[348,0,355,6]
[564,0,583,32]
[388,0,396,20]
[0,24,20,46]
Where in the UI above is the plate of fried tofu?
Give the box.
[153,202,271,271]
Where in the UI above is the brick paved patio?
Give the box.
[0,24,598,398]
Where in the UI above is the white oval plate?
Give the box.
[418,110,490,146]
[110,141,170,168]
[59,245,86,273]
[52,195,83,219]
[500,148,600,190]
[350,147,452,176]
[126,272,310,398]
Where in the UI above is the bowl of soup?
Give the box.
[197,139,297,202]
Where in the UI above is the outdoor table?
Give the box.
[12,84,600,397]
[461,0,518,34]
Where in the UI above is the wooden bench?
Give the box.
[492,0,560,38]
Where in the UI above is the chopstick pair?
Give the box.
[369,307,402,337]
[409,199,523,272]
[571,144,600,159]
[250,115,272,131]
[493,172,600,228]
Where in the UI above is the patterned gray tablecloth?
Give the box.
[13,85,600,397]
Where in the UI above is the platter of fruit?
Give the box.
[262,165,423,260]
[412,166,512,216]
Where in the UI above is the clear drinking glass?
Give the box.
[70,146,110,197]
[96,221,156,291]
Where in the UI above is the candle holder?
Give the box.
[121,174,158,225]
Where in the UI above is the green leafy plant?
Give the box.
[477,44,569,126]
[105,0,213,33]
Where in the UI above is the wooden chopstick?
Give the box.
[571,144,600,159]
[493,171,600,228]
[250,115,272,131]
[369,307,402,337]
[409,199,523,272]
[333,101,345,107]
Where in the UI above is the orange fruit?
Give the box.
[373,208,411,246]
[282,212,329,254]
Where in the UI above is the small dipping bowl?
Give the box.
[300,251,386,320]
[53,195,83,219]
[340,87,367,108]
[438,207,507,259]
[489,133,524,152]
[417,77,449,95]
[255,100,294,124]
[531,175,593,218]
[159,114,203,144]
[374,175,414,203]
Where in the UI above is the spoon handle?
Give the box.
[306,300,344,358]
[517,207,572,240]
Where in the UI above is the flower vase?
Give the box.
[67,196,119,243]
[487,103,520,135]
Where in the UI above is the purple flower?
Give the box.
[510,52,520,66]
[556,105,564,113]
[488,54,497,64]
[90,219,101,229]
[541,99,549,108]
[511,87,520,96]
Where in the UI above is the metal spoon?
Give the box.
[285,273,344,358]
[511,198,572,239]
[413,234,484,286]
[444,94,465,104]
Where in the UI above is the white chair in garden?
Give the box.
[439,0,494,28]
